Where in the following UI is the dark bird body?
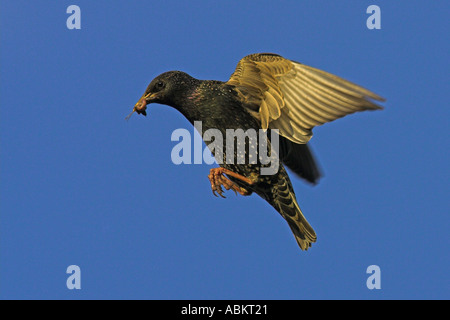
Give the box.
[131,53,384,251]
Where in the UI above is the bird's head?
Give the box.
[126,71,198,119]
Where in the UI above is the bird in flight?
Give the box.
[128,53,385,251]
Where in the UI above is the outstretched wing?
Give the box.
[227,53,385,144]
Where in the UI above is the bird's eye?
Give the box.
[155,81,165,90]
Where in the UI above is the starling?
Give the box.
[130,53,384,251]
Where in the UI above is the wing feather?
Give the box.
[226,53,385,144]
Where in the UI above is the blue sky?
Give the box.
[1,1,448,300]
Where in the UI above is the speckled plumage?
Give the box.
[131,53,384,251]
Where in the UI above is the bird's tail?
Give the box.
[272,175,317,251]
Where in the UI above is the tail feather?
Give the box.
[285,201,317,250]
[272,174,317,250]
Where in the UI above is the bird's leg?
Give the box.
[208,168,253,198]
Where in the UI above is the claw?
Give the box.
[207,168,252,198]
[209,171,225,198]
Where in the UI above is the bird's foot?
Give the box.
[208,168,253,198]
